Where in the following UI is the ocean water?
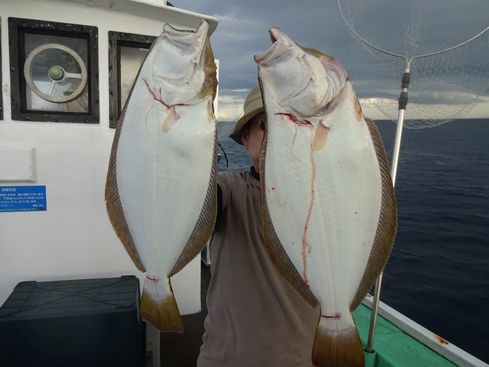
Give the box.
[216,118,489,363]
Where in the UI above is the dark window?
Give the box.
[108,31,155,128]
[9,17,99,123]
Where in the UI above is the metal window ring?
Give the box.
[23,43,88,103]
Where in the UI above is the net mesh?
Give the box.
[338,0,489,129]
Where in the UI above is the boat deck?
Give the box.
[354,302,455,367]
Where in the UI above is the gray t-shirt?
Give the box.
[197,169,320,367]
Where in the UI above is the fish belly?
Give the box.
[264,102,382,318]
[114,77,215,331]
[256,28,397,367]
[117,85,215,276]
[106,20,217,332]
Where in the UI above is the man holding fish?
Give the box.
[107,20,396,367]
[199,28,397,367]
[197,85,321,367]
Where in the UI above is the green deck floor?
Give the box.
[353,304,455,367]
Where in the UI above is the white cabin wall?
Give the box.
[0,0,216,314]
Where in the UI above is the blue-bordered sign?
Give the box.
[0,186,47,212]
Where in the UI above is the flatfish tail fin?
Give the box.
[169,130,218,276]
[259,135,318,307]
[350,118,398,311]
[313,315,364,367]
[105,111,145,272]
[141,276,183,332]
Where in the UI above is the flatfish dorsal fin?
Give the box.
[105,113,145,272]
[350,118,398,310]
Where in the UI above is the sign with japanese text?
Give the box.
[0,186,47,212]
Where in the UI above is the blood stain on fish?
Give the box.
[146,274,160,281]
[322,313,341,320]
[302,144,316,286]
[275,112,313,127]
[312,122,329,151]
[162,107,180,132]
[144,79,170,109]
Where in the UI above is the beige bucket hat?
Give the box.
[230,85,264,144]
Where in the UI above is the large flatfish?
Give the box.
[255,28,397,366]
[105,21,217,332]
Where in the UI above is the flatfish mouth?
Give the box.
[105,20,218,332]
[255,27,397,367]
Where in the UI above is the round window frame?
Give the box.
[23,43,88,103]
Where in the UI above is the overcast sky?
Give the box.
[174,0,489,122]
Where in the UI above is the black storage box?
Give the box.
[0,275,145,367]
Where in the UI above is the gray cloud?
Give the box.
[175,0,352,91]
[174,0,489,119]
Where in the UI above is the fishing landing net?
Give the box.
[338,0,489,130]
[337,0,489,352]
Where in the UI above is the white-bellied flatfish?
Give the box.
[255,28,397,367]
[105,21,217,332]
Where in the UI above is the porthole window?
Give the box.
[108,31,155,128]
[9,17,99,123]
